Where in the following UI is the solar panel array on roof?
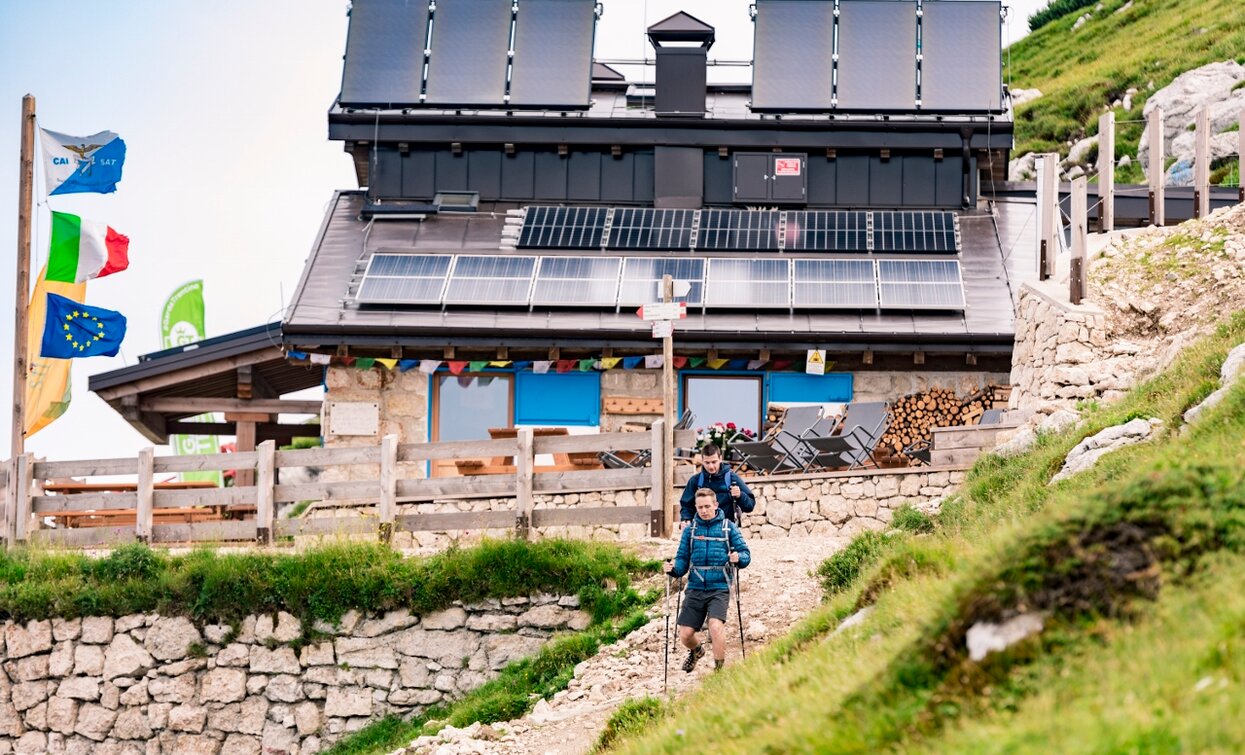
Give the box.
[339,0,430,107]
[517,207,608,249]
[920,1,1003,111]
[424,0,512,107]
[607,209,695,251]
[836,0,917,111]
[751,0,834,112]
[515,207,959,253]
[509,0,598,108]
[356,253,964,311]
[872,211,959,253]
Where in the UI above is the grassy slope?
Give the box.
[1008,0,1245,180]
[603,309,1245,753]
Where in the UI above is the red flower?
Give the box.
[727,422,737,430]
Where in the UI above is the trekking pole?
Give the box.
[733,509,746,659]
[663,575,671,696]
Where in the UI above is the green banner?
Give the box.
[161,281,221,485]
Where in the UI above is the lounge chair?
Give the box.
[801,401,891,470]
[980,408,1005,425]
[733,440,800,475]
[598,409,695,469]
[769,406,826,471]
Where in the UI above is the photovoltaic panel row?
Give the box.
[877,259,965,309]
[339,0,597,109]
[920,1,1003,112]
[357,253,964,310]
[751,0,834,112]
[786,211,870,252]
[835,1,917,111]
[339,0,430,107]
[518,207,608,249]
[873,211,959,253]
[607,209,695,251]
[697,210,781,251]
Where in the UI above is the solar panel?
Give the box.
[751,0,834,111]
[872,211,960,253]
[339,0,430,107]
[517,206,608,249]
[530,256,621,306]
[443,255,537,305]
[877,259,965,309]
[617,258,705,305]
[696,210,781,251]
[786,211,869,252]
[357,254,451,304]
[607,209,695,251]
[836,1,917,111]
[424,0,512,106]
[509,0,597,108]
[921,1,1003,112]
[705,258,790,308]
[792,259,878,308]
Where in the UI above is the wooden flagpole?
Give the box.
[12,95,35,458]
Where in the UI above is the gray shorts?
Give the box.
[677,589,730,631]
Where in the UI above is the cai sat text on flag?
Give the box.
[40,293,127,359]
[39,127,126,196]
[47,211,129,283]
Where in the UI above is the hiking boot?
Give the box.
[681,644,705,673]
[714,658,725,672]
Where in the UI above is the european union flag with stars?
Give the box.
[40,293,127,359]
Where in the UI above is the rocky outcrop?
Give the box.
[1138,61,1245,186]
[0,597,591,754]
[1183,343,1245,428]
[1050,417,1163,483]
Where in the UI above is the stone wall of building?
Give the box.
[599,369,662,432]
[321,367,430,483]
[850,371,1011,403]
[0,597,589,754]
[1009,283,1135,412]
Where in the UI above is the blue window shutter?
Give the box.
[515,372,601,426]
[767,373,853,404]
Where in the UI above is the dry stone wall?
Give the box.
[0,597,590,754]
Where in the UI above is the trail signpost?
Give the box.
[636,275,689,536]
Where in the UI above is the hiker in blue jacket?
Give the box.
[665,487,751,672]
[679,443,755,527]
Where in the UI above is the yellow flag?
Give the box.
[25,266,86,438]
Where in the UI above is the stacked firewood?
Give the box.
[878,385,1005,456]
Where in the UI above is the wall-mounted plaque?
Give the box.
[328,402,380,436]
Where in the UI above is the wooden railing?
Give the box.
[2,422,695,549]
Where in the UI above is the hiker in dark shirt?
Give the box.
[679,443,755,526]
[666,487,751,672]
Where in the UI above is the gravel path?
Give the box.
[393,534,848,754]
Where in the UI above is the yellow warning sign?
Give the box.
[806,349,827,375]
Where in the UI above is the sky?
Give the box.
[0,0,1045,464]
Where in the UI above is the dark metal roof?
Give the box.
[281,191,1037,355]
[90,323,285,392]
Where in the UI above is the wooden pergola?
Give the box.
[89,324,324,480]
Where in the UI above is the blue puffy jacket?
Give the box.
[670,510,751,592]
[678,463,756,523]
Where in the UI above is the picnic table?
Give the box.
[41,480,255,528]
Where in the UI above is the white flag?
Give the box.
[419,360,442,374]
[39,128,126,196]
[309,353,331,365]
[532,361,551,374]
[645,355,664,369]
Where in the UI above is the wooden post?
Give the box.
[1036,153,1058,281]
[1148,106,1166,226]
[649,418,666,537]
[1194,106,1211,219]
[1239,109,1244,204]
[515,427,533,539]
[14,455,32,543]
[378,433,397,544]
[2,456,12,547]
[661,275,676,536]
[12,95,36,458]
[1070,177,1088,305]
[232,418,258,488]
[136,448,154,543]
[255,440,275,545]
[1097,111,1115,232]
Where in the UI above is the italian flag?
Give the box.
[47,211,130,283]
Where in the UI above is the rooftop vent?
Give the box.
[647,11,715,118]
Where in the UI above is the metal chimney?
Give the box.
[647,12,715,118]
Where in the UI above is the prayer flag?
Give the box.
[40,293,127,358]
[40,127,126,195]
[46,211,129,283]
[644,355,663,369]
[419,360,442,374]
[532,361,551,374]
[310,354,331,365]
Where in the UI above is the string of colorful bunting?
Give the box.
[284,351,813,373]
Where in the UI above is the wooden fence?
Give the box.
[2,422,695,550]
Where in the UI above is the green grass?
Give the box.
[0,538,657,627]
[600,309,1245,753]
[324,603,658,755]
[1007,0,1245,186]
[594,697,666,753]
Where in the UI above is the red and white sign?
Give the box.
[651,320,674,338]
[774,158,802,177]
[636,302,688,321]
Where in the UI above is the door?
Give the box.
[770,155,807,202]
[733,154,772,203]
